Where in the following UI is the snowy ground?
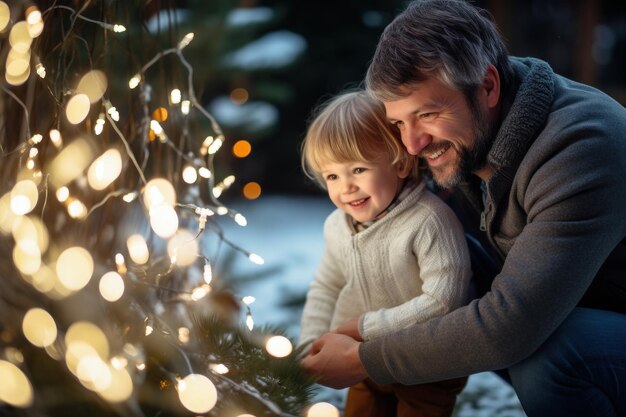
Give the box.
[213,194,526,416]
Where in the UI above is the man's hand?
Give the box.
[300,332,367,389]
[333,317,363,341]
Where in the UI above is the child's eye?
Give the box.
[393,120,404,129]
[353,167,366,174]
[325,174,337,181]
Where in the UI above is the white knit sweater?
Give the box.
[298,181,472,354]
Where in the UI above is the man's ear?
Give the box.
[482,64,501,110]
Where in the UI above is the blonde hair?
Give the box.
[301,90,418,189]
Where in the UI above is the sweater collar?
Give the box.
[488,57,555,170]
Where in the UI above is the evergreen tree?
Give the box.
[0,1,316,415]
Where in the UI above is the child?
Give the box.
[298,90,472,417]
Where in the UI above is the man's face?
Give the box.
[384,77,495,188]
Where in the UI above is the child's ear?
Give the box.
[396,158,413,179]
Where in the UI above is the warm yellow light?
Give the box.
[0,360,33,408]
[181,100,190,115]
[167,229,198,267]
[10,180,38,215]
[242,296,255,305]
[112,24,126,33]
[6,48,30,78]
[27,20,43,38]
[48,138,94,188]
[170,89,181,104]
[76,355,111,392]
[0,193,16,234]
[12,238,41,275]
[127,234,149,265]
[25,7,42,25]
[232,140,252,158]
[22,308,57,348]
[56,186,69,202]
[178,374,217,414]
[11,215,49,253]
[307,402,340,417]
[65,322,110,361]
[230,88,249,105]
[191,284,211,301]
[243,182,261,200]
[208,138,223,155]
[182,165,197,184]
[198,167,211,179]
[234,213,247,226]
[65,94,91,125]
[0,2,10,32]
[265,335,293,358]
[87,149,122,190]
[178,32,194,49]
[99,271,125,302]
[143,178,176,210]
[9,21,32,53]
[149,204,179,238]
[128,74,141,89]
[97,365,133,402]
[77,70,107,103]
[67,198,87,219]
[209,363,229,375]
[152,107,168,122]
[49,129,63,148]
[56,246,94,291]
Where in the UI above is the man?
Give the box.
[301,1,626,416]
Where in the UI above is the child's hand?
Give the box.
[333,317,362,341]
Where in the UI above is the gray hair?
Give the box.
[365,0,513,101]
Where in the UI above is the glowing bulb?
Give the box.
[178,328,190,344]
[203,264,212,284]
[56,247,94,291]
[246,313,254,331]
[127,234,149,265]
[178,374,217,414]
[265,335,293,358]
[170,89,181,104]
[198,167,211,178]
[122,192,137,203]
[208,138,223,154]
[210,364,229,375]
[181,100,190,115]
[49,129,63,148]
[10,180,38,215]
[216,206,228,215]
[99,271,125,302]
[29,134,43,145]
[234,213,247,226]
[67,198,87,219]
[248,253,264,265]
[178,32,194,49]
[113,24,126,33]
[35,63,46,78]
[65,94,91,125]
[22,308,57,348]
[242,296,255,306]
[128,74,141,89]
[150,120,163,135]
[115,253,127,274]
[87,149,122,190]
[149,204,179,238]
[56,186,69,202]
[0,360,33,408]
[307,402,340,417]
[191,284,210,301]
[143,178,176,210]
[182,165,197,184]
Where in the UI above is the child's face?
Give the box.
[319,157,408,223]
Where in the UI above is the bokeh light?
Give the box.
[10,179,38,215]
[99,271,125,302]
[152,107,168,122]
[178,374,217,414]
[307,402,340,417]
[87,149,122,190]
[265,335,293,358]
[230,87,249,105]
[77,70,108,103]
[0,360,33,408]
[143,178,176,210]
[56,246,94,291]
[127,234,149,265]
[232,140,252,158]
[22,308,57,347]
[65,94,91,125]
[167,229,199,267]
[149,204,179,238]
[243,182,262,200]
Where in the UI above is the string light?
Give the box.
[178,32,194,49]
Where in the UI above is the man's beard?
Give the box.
[430,98,495,189]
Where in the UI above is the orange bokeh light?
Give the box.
[243,182,261,200]
[232,140,251,158]
[152,107,168,122]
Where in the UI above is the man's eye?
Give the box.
[393,121,405,129]
[420,112,437,119]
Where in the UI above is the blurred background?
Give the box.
[165,0,626,201]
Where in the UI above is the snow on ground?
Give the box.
[213,194,526,416]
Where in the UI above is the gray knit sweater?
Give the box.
[298,181,472,354]
[361,57,626,384]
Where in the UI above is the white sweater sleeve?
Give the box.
[360,205,471,341]
[297,220,346,355]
